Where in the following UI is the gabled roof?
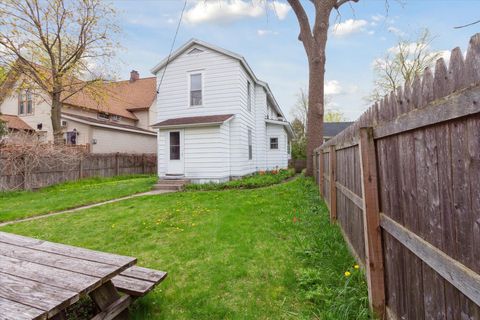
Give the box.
[62,112,156,135]
[324,122,354,137]
[0,68,156,120]
[0,114,34,131]
[63,77,157,120]
[150,39,287,121]
[152,114,234,129]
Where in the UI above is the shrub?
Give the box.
[185,168,295,191]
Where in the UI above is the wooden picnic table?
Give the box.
[0,231,166,320]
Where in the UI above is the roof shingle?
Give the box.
[0,114,34,131]
[152,114,234,128]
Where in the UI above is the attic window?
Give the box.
[97,113,110,120]
[188,48,204,55]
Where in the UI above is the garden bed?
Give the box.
[185,168,296,191]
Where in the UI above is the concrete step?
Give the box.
[152,184,184,191]
[156,179,189,185]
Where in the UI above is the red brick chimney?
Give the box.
[130,70,139,82]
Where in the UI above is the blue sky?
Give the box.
[112,0,480,121]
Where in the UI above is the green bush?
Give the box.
[185,168,295,191]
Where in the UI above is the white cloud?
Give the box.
[387,26,407,37]
[331,19,369,37]
[325,80,343,95]
[183,0,290,25]
[257,29,279,36]
[371,14,385,22]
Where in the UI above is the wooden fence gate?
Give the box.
[314,33,480,319]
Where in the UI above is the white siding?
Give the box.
[90,127,156,154]
[254,86,267,170]
[266,123,288,170]
[0,93,54,141]
[154,42,291,182]
[157,124,230,182]
[155,46,242,122]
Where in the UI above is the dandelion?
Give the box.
[354,265,360,269]
[344,271,351,277]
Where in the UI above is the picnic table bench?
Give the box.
[0,231,167,320]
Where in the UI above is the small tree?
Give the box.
[369,28,441,101]
[324,109,346,122]
[290,118,306,159]
[0,0,119,143]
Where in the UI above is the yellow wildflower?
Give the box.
[354,265,360,269]
[344,271,351,277]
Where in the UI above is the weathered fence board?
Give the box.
[314,33,480,318]
[0,153,157,191]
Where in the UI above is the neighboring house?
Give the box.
[0,70,157,153]
[151,39,293,183]
[323,122,353,143]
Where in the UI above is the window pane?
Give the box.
[191,90,202,106]
[170,132,180,160]
[248,129,252,160]
[270,137,278,149]
[190,74,202,90]
[19,102,25,115]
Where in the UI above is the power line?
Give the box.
[156,0,187,94]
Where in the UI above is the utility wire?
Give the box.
[156,0,187,94]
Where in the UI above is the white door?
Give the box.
[167,130,184,175]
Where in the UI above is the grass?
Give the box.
[1,177,369,319]
[185,168,296,191]
[0,175,157,223]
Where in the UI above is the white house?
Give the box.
[151,39,293,183]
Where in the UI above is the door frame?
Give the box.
[166,129,185,175]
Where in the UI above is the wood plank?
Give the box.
[112,276,156,297]
[374,85,480,139]
[0,254,100,294]
[120,266,167,283]
[0,296,46,320]
[335,181,363,210]
[90,295,131,320]
[89,281,128,320]
[319,148,324,197]
[329,145,337,222]
[359,127,386,318]
[0,242,120,279]
[0,272,78,318]
[0,232,136,267]
[380,213,480,306]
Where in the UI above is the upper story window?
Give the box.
[18,90,33,115]
[98,112,110,120]
[247,80,252,112]
[190,73,202,106]
[111,115,121,122]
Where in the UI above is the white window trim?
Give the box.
[269,137,279,150]
[187,70,205,108]
[18,90,34,116]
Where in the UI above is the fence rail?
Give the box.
[313,33,480,319]
[0,153,157,191]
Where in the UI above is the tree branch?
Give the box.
[287,0,313,54]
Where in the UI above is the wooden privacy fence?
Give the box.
[0,153,157,191]
[313,33,480,319]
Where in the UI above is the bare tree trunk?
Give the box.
[306,53,325,176]
[51,92,63,144]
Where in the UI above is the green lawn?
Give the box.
[0,175,157,222]
[0,177,369,319]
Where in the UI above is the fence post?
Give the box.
[359,127,385,318]
[328,145,337,222]
[319,149,324,198]
[115,153,120,176]
[79,159,84,179]
[313,151,318,184]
